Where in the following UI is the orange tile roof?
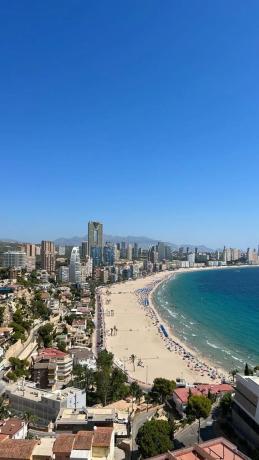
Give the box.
[0,435,8,443]
[74,431,94,450]
[0,439,38,459]
[53,434,75,454]
[174,384,233,404]
[92,427,113,447]
[38,347,67,358]
[0,418,24,437]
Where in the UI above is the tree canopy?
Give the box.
[187,395,212,420]
[136,419,173,458]
[150,378,176,403]
[38,323,54,347]
[220,392,233,416]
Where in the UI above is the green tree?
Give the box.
[95,350,114,406]
[187,395,212,442]
[86,319,95,335]
[129,382,143,403]
[0,396,9,418]
[0,306,5,325]
[73,365,95,405]
[38,323,54,347]
[57,340,66,352]
[129,354,137,372]
[136,419,173,458]
[150,378,176,403]
[7,357,29,381]
[109,368,129,401]
[23,412,38,427]
[229,369,238,383]
[244,363,253,376]
[220,392,233,416]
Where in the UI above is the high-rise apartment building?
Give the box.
[103,243,115,266]
[58,266,69,283]
[120,241,127,259]
[127,244,133,260]
[69,247,81,284]
[58,246,66,256]
[41,241,55,273]
[149,246,158,264]
[81,241,88,259]
[157,242,166,261]
[2,251,27,269]
[133,243,138,259]
[23,243,36,271]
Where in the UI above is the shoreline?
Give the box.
[150,264,258,373]
[101,265,256,386]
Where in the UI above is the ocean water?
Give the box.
[153,267,259,372]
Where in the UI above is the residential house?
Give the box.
[53,427,114,460]
[172,383,233,416]
[0,418,28,439]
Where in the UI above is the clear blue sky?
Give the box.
[1,1,259,248]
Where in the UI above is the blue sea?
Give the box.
[153,267,259,371]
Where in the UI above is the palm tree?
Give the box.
[23,412,38,428]
[229,368,238,383]
[130,354,137,372]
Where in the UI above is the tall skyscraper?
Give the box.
[41,241,55,273]
[120,241,127,259]
[149,246,158,264]
[88,221,103,266]
[88,221,103,252]
[69,247,82,283]
[23,243,36,271]
[157,242,166,261]
[127,244,133,261]
[81,241,88,259]
[133,243,138,260]
[103,243,115,266]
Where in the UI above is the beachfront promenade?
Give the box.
[100,270,227,386]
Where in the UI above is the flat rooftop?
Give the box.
[146,438,249,460]
[5,382,84,402]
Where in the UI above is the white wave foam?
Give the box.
[206,340,220,349]
[231,355,243,363]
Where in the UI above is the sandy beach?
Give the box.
[100,268,229,386]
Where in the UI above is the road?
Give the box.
[131,407,158,452]
[174,406,220,449]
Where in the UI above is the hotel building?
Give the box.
[232,374,259,448]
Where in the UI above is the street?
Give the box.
[174,406,220,449]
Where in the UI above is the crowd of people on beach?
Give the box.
[135,280,226,383]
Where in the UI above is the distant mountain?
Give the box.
[54,235,213,252]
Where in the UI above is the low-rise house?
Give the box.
[53,427,114,460]
[0,327,13,339]
[55,407,115,432]
[0,438,38,460]
[72,319,86,331]
[172,383,233,416]
[0,437,55,460]
[0,418,28,439]
[68,348,96,369]
[144,437,250,460]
